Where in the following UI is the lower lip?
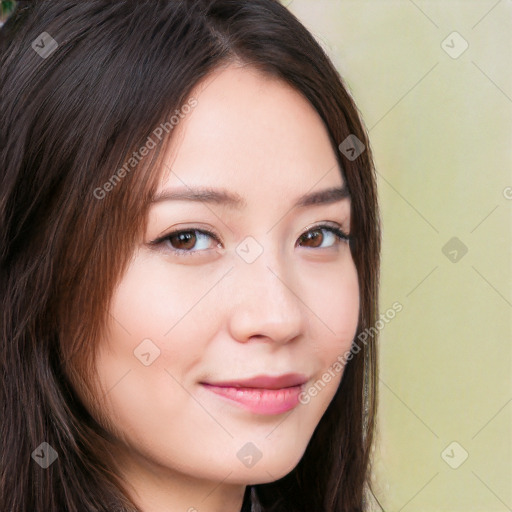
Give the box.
[201,383,304,415]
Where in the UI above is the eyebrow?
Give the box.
[150,183,350,209]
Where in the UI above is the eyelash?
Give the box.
[150,224,351,258]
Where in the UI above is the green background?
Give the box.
[286,1,511,511]
[0,1,15,23]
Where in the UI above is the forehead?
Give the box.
[157,63,345,202]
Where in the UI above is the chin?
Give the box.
[225,450,306,486]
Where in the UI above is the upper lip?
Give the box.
[202,373,308,390]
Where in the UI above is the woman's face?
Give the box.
[92,63,359,503]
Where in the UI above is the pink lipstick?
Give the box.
[201,373,307,415]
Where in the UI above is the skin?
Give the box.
[91,63,360,512]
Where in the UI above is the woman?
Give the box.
[0,1,381,510]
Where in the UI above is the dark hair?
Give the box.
[0,1,381,510]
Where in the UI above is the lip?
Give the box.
[200,373,308,415]
[204,373,308,390]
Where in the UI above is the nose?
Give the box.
[227,254,306,345]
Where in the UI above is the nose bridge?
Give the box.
[227,240,306,343]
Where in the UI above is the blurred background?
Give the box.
[284,1,511,511]
[0,0,15,24]
[1,1,510,511]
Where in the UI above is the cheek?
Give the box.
[90,254,213,425]
[305,253,360,355]
[103,250,216,363]
[293,254,359,410]
[111,252,205,338]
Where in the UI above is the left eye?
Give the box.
[151,225,350,257]
[297,225,350,249]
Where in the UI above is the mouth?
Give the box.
[200,373,308,415]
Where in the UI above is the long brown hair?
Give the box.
[0,1,381,510]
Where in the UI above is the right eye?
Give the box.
[150,229,222,257]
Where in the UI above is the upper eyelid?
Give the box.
[302,221,349,235]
